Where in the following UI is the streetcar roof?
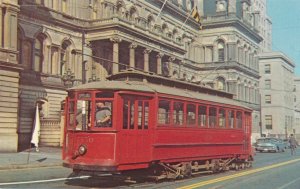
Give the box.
[69,80,250,110]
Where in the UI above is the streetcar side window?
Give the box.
[137,101,149,130]
[138,101,143,129]
[218,108,226,128]
[123,99,135,129]
[228,110,235,128]
[130,100,135,129]
[187,104,196,126]
[236,111,243,129]
[123,100,129,129]
[158,100,170,125]
[173,101,184,126]
[198,105,207,127]
[144,102,149,129]
[208,107,217,128]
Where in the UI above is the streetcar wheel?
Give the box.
[235,164,239,170]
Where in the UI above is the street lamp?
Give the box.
[62,68,75,88]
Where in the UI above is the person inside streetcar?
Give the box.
[95,101,112,127]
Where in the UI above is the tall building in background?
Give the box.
[259,52,295,138]
[252,0,272,52]
[293,77,300,138]
[257,0,298,139]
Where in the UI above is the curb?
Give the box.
[0,163,62,170]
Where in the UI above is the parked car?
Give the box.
[254,137,287,153]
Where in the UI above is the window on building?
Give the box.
[217,42,225,61]
[33,38,43,72]
[265,95,271,104]
[60,41,71,76]
[265,115,272,129]
[17,29,22,63]
[265,79,271,89]
[216,77,226,91]
[265,64,271,74]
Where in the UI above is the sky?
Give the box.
[267,0,300,75]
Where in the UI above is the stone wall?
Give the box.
[0,70,19,152]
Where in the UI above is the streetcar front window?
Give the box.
[75,100,91,130]
[95,100,112,128]
[94,92,114,128]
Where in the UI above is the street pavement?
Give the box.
[0,147,62,170]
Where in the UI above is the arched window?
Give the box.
[216,77,226,91]
[33,38,43,72]
[217,42,225,61]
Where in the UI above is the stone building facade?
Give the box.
[0,0,264,151]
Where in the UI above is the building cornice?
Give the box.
[259,52,295,68]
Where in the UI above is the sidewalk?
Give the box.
[0,147,62,170]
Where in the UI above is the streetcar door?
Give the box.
[243,112,252,153]
[119,96,153,164]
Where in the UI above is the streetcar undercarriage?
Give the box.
[70,156,253,182]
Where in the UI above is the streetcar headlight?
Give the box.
[78,145,87,155]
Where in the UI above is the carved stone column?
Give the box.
[129,43,137,69]
[156,53,164,75]
[143,48,152,72]
[178,61,184,78]
[110,37,122,74]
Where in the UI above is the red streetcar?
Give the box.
[62,71,254,180]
